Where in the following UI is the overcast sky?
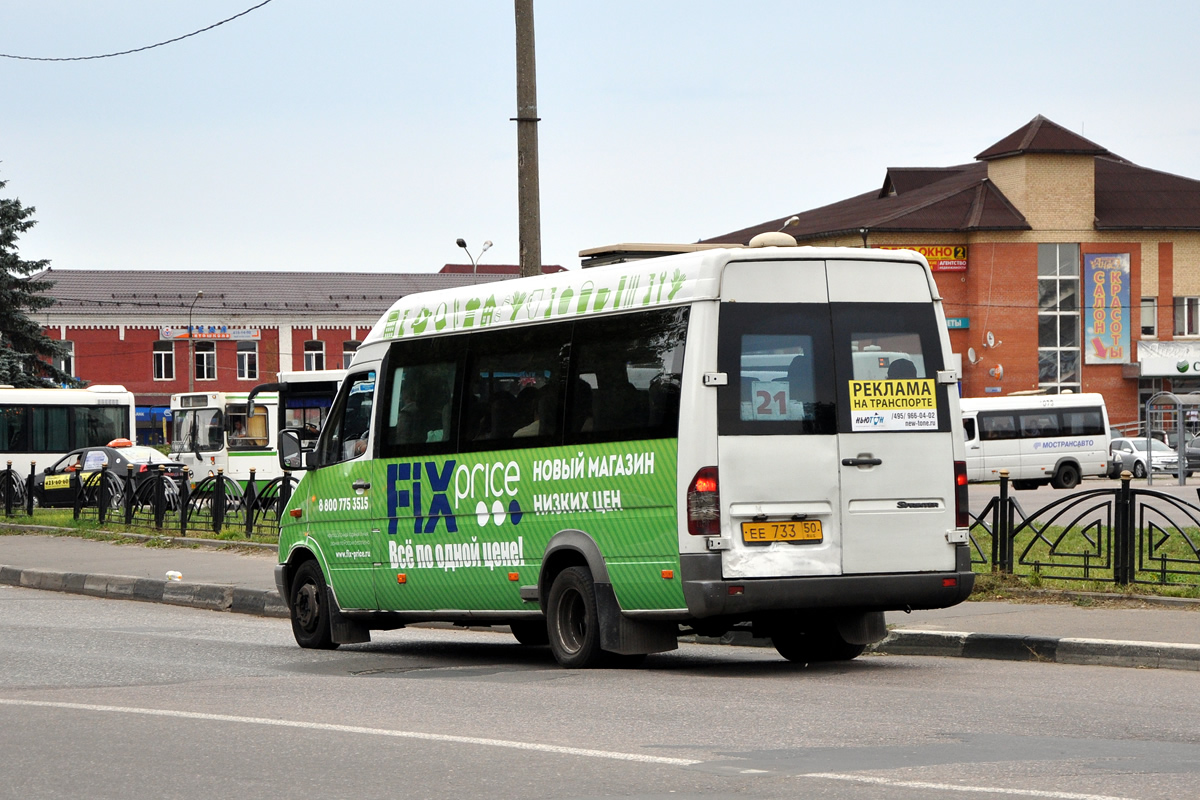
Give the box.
[3,1,1199,274]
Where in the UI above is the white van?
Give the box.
[960,393,1110,489]
[275,242,973,667]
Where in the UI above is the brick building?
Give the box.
[33,267,552,439]
[583,115,1200,428]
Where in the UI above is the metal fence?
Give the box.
[970,471,1200,586]
[1,460,295,539]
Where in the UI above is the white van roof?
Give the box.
[960,393,1108,412]
[360,246,937,348]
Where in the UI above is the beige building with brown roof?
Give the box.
[585,115,1200,427]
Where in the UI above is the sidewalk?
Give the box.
[2,529,1199,670]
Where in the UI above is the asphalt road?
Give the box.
[3,585,1199,800]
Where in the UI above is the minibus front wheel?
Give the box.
[290,560,339,650]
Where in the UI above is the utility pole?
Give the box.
[513,0,542,277]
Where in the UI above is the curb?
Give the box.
[874,629,1200,671]
[0,564,289,619]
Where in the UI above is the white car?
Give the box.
[1108,437,1181,478]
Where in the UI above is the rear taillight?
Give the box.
[687,466,720,536]
[954,460,969,529]
[138,464,149,473]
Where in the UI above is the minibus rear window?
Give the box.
[717,303,837,436]
[719,301,951,436]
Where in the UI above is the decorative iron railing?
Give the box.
[968,471,1200,586]
[0,461,293,539]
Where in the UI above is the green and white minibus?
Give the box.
[275,242,974,667]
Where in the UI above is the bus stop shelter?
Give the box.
[1144,391,1200,486]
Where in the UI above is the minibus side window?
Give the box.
[979,413,1017,440]
[1062,409,1103,435]
[962,418,977,442]
[567,307,688,444]
[460,323,568,451]
[1020,412,1060,438]
[317,373,376,465]
[379,336,463,459]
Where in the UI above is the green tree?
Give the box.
[0,175,77,387]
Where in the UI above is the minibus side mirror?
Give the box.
[278,429,312,472]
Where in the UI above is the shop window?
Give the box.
[1175,297,1200,337]
[304,340,325,370]
[1037,243,1080,393]
[153,341,175,381]
[343,340,359,369]
[195,341,216,381]
[237,341,258,380]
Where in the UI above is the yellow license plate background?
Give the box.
[741,519,823,544]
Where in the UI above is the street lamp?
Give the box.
[187,290,203,392]
[456,238,493,273]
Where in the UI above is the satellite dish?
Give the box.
[988,364,1004,380]
[985,331,995,348]
[967,347,979,365]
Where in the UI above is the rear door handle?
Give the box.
[352,480,371,491]
[842,457,883,467]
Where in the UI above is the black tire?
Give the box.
[87,473,124,510]
[1051,463,1080,490]
[546,566,604,668]
[771,622,866,664]
[509,620,550,646]
[290,560,339,650]
[1133,461,1147,479]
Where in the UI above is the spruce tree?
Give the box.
[0,175,77,387]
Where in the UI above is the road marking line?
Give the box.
[0,699,700,766]
[801,772,1135,800]
[0,699,1144,799]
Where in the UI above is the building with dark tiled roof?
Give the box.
[582,115,1200,426]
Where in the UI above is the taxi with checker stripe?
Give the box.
[32,439,185,507]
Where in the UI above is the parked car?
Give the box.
[1108,437,1181,479]
[32,440,185,507]
[1162,431,1200,477]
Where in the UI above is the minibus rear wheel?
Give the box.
[1051,463,1081,490]
[290,560,339,650]
[546,566,604,668]
[771,623,865,664]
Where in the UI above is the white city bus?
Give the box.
[170,370,345,485]
[0,385,137,479]
[960,393,1111,489]
[274,242,974,668]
